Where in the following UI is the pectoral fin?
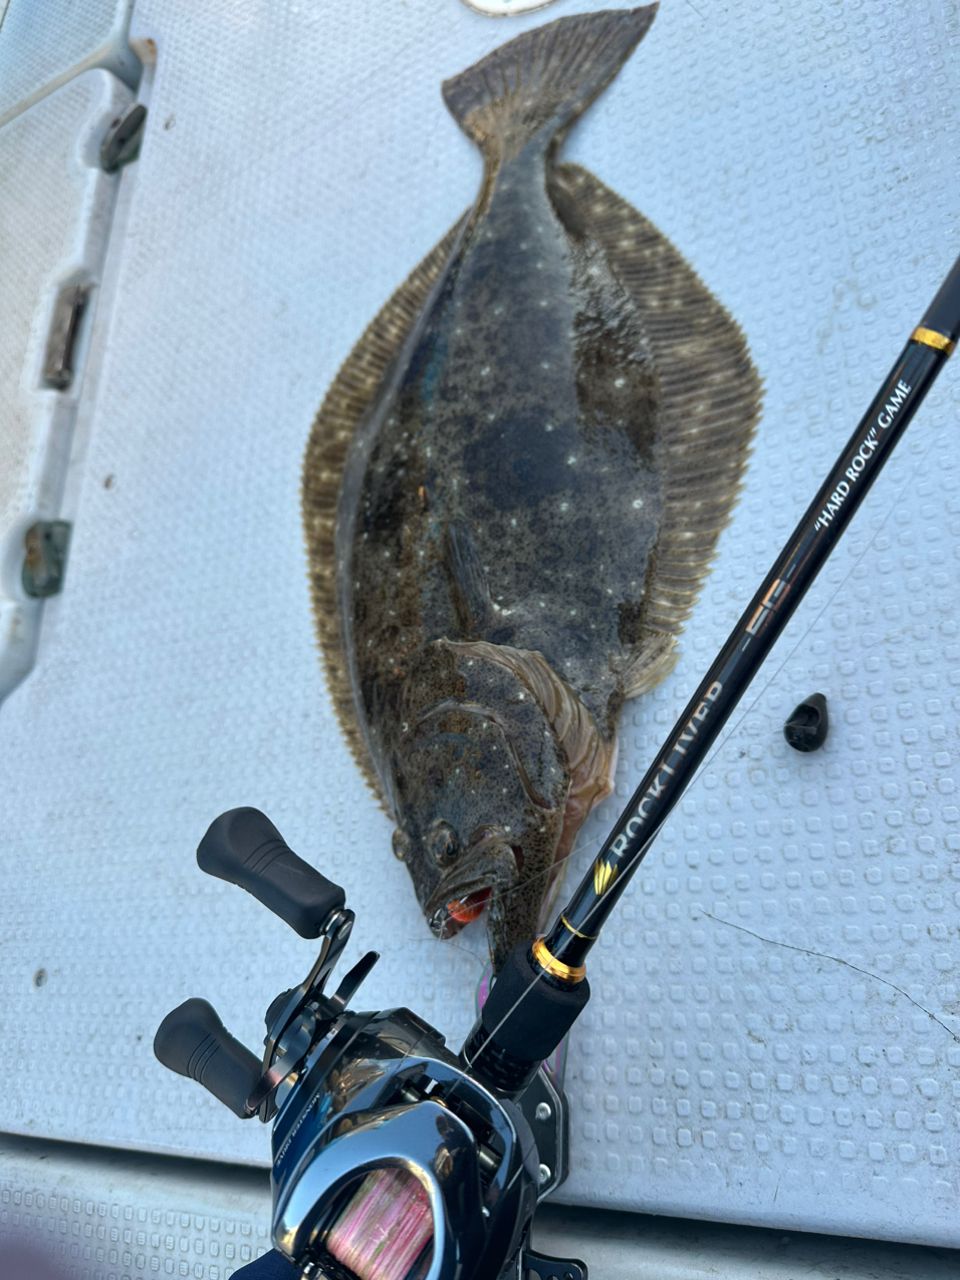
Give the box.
[443,518,494,637]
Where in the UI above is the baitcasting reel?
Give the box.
[154,808,585,1280]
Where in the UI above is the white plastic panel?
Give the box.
[0,0,958,1251]
[0,0,137,127]
[1,1135,957,1280]
[0,70,132,699]
[0,1138,274,1279]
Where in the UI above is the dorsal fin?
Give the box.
[302,215,467,806]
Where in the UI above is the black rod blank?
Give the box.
[539,254,960,974]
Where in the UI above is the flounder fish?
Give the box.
[303,6,761,969]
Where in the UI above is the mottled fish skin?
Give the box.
[308,7,761,969]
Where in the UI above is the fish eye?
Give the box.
[392,829,411,862]
[427,821,459,865]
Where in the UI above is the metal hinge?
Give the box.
[42,284,90,390]
[100,102,147,172]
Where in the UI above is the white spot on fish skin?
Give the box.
[510,517,517,527]
[560,501,569,513]
[567,455,577,466]
[541,361,551,371]
[493,304,504,317]
[544,423,555,433]
[539,298,548,307]
[569,608,578,617]
[632,498,644,509]
[520,241,529,250]
[487,411,496,422]
[480,365,491,377]
[606,588,613,595]
[614,377,626,389]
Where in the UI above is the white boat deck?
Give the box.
[0,0,958,1273]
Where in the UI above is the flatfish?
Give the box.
[303,6,761,969]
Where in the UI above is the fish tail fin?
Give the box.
[442,6,657,162]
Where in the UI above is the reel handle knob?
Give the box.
[154,997,261,1118]
[197,808,345,938]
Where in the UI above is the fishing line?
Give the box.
[431,437,931,1049]
[449,416,938,934]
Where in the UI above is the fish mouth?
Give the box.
[431,886,493,939]
[424,840,519,939]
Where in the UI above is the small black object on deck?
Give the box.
[784,692,829,753]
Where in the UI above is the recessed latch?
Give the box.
[22,521,72,598]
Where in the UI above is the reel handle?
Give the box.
[197,808,345,938]
[154,998,261,1118]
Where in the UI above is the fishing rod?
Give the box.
[155,254,958,1280]
[463,253,960,1096]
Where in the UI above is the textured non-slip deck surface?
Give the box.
[1,0,958,1249]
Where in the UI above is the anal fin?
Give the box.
[551,163,763,688]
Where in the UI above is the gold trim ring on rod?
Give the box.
[912,326,955,355]
[532,937,586,984]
